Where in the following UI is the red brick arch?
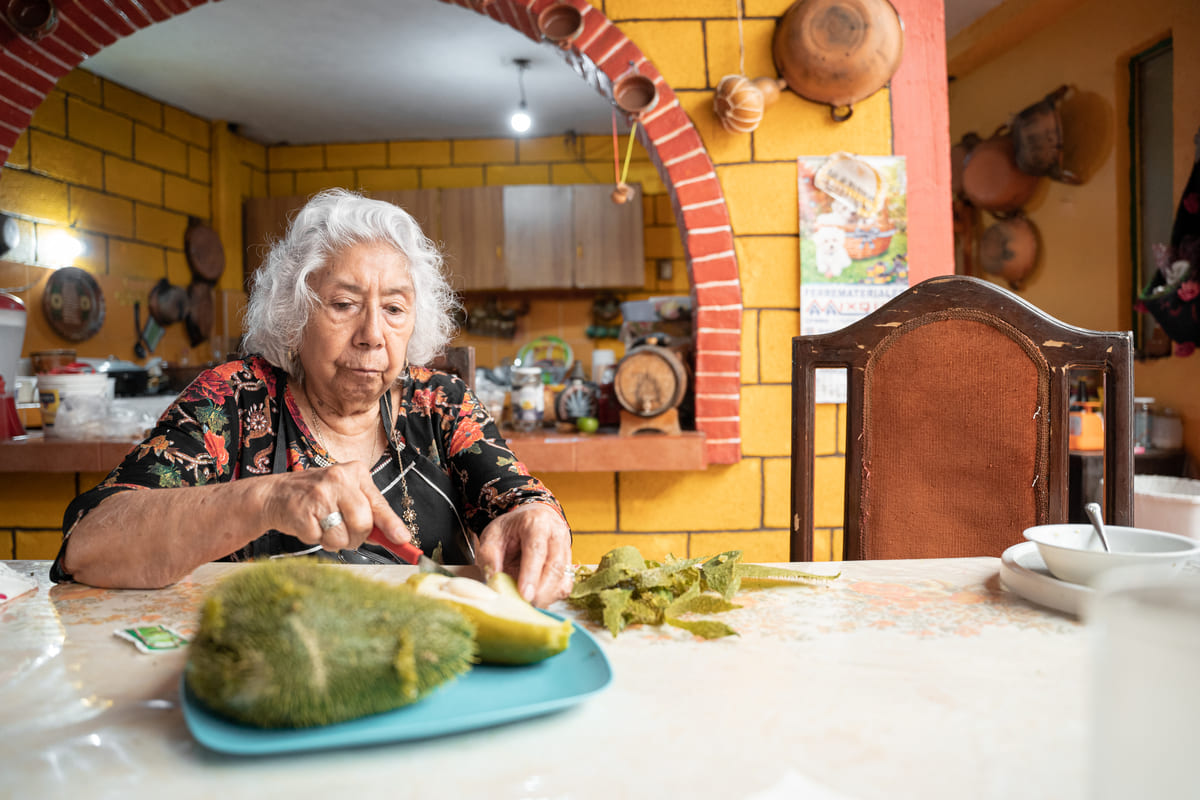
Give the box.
[0,0,743,464]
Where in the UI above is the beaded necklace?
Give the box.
[301,384,421,549]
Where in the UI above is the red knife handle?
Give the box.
[367,527,423,566]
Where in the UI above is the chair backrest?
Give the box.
[429,345,476,391]
[790,275,1133,561]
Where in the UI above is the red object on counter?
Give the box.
[48,362,96,374]
[0,376,24,440]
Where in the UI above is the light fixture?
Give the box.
[509,58,532,134]
[40,229,84,267]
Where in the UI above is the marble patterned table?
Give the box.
[0,557,1090,799]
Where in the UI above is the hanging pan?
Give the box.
[184,218,225,283]
[772,0,904,122]
[148,277,189,327]
[184,280,214,346]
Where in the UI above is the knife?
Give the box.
[367,526,455,576]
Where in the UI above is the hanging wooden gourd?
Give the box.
[714,75,784,134]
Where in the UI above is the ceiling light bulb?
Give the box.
[510,107,531,133]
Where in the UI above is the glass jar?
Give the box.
[1134,396,1155,451]
[1150,407,1184,451]
[511,366,544,433]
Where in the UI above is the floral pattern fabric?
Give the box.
[54,355,564,575]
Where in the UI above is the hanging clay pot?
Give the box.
[611,183,636,204]
[960,128,1041,215]
[950,132,981,199]
[978,213,1039,290]
[772,0,904,122]
[4,0,58,40]
[537,2,584,49]
[612,62,658,120]
[1010,84,1081,184]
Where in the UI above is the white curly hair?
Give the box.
[242,188,460,378]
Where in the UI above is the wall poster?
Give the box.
[798,153,909,403]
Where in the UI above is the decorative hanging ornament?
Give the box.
[713,76,784,134]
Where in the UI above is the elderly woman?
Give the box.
[52,189,573,606]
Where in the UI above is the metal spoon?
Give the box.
[1084,502,1112,553]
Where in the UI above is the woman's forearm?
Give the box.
[61,476,276,588]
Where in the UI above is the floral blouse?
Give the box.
[52,355,565,579]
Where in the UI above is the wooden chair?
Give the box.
[429,345,476,390]
[790,275,1133,561]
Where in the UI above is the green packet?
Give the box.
[114,624,189,653]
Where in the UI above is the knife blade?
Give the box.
[367,527,455,576]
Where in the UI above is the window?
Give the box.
[1129,39,1173,358]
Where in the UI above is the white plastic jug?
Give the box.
[0,292,25,395]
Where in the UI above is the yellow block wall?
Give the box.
[948,0,1200,461]
[0,0,885,563]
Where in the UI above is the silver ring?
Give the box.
[318,511,344,532]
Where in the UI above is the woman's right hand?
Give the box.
[260,463,410,552]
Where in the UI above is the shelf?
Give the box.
[0,432,138,473]
[0,430,709,475]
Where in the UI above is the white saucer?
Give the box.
[999,541,1090,617]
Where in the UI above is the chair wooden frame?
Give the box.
[790,275,1133,561]
[429,345,476,391]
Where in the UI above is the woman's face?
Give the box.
[299,241,416,407]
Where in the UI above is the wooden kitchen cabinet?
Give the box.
[440,186,505,291]
[572,183,645,289]
[497,183,645,290]
[371,190,441,240]
[243,191,441,286]
[503,185,574,289]
[244,184,645,292]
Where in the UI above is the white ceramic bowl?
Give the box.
[1022,524,1200,586]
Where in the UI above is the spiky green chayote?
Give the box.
[185,560,476,728]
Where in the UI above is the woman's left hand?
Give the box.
[476,502,573,607]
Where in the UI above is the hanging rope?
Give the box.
[620,121,638,186]
[612,107,621,185]
[736,0,745,76]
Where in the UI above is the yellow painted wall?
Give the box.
[0,0,886,562]
[948,0,1200,462]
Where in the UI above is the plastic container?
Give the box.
[591,349,615,384]
[1069,401,1104,451]
[0,292,25,395]
[37,372,113,437]
[1134,475,1200,540]
[1150,408,1184,451]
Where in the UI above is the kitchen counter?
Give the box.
[0,429,708,474]
[1,557,1092,799]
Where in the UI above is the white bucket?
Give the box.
[1134,475,1200,540]
[37,373,113,437]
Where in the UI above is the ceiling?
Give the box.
[80,0,1004,146]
